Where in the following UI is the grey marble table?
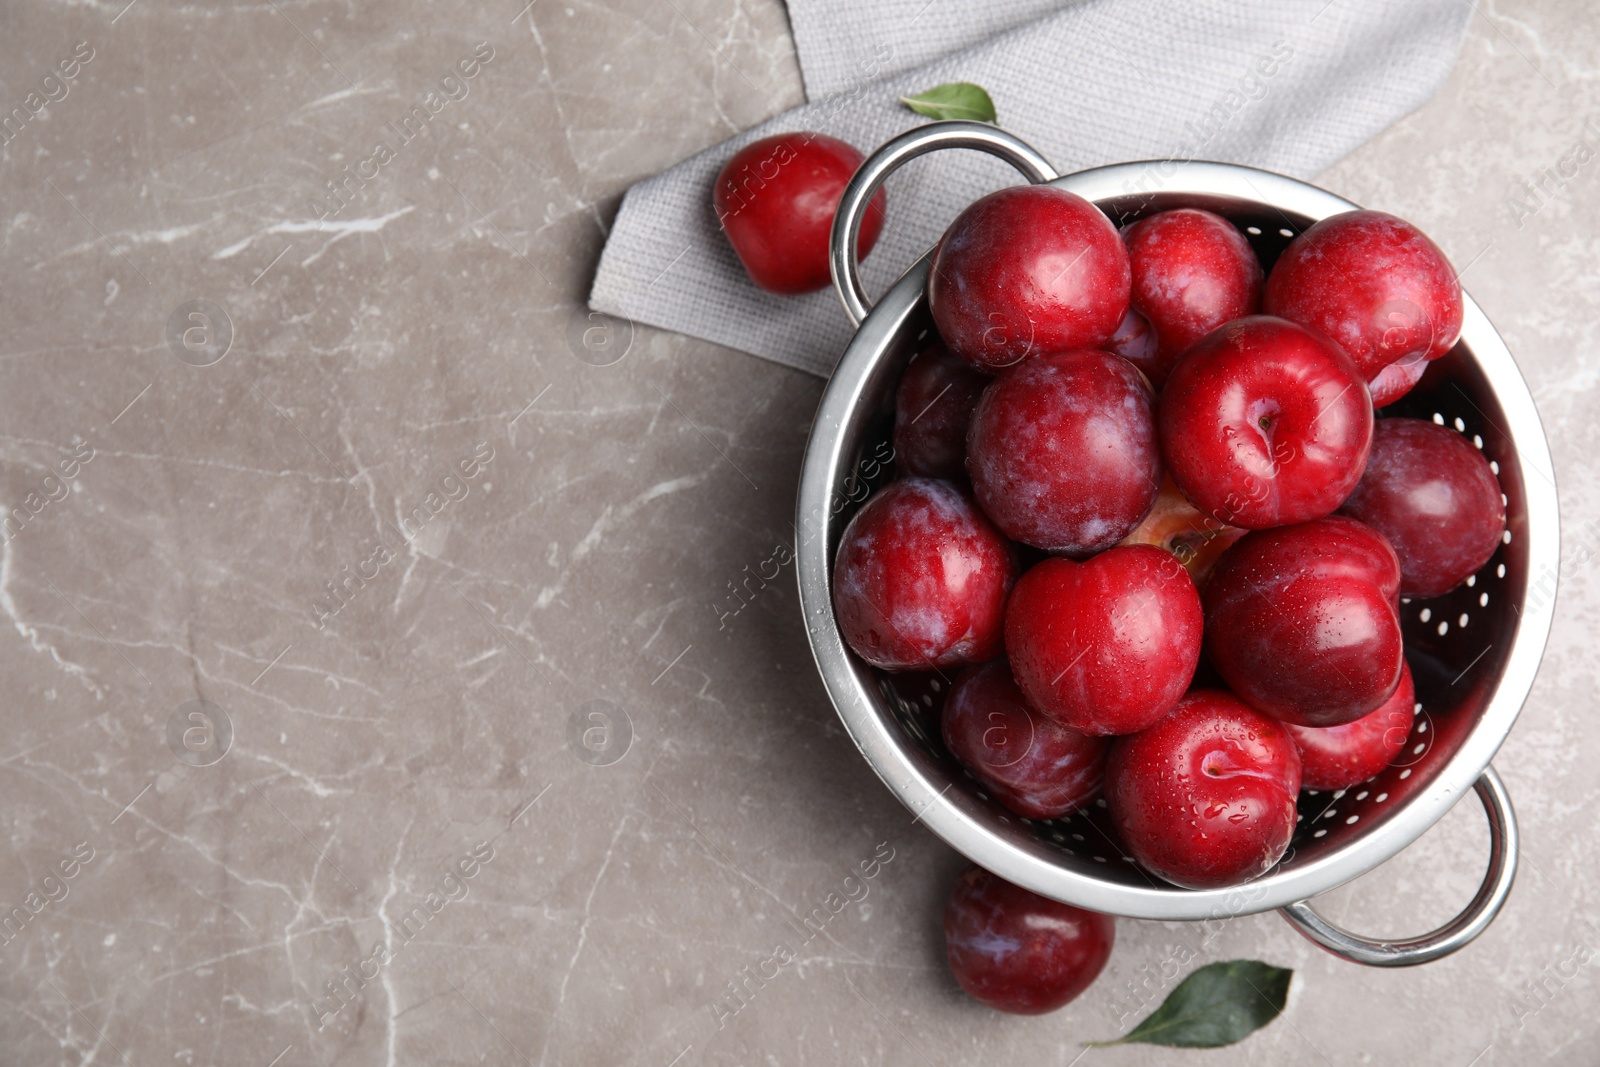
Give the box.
[0,1,1596,1063]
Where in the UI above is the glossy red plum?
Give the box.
[892,344,990,481]
[1285,661,1415,790]
[1205,516,1404,727]
[1005,547,1203,737]
[944,865,1114,1014]
[714,132,886,294]
[1122,208,1263,388]
[832,478,1016,671]
[1106,690,1302,890]
[1265,210,1463,388]
[1159,316,1373,529]
[968,350,1161,554]
[1338,418,1506,597]
[942,661,1108,819]
[928,185,1130,371]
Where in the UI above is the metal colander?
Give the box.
[796,122,1559,966]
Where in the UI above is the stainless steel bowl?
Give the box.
[797,121,1560,966]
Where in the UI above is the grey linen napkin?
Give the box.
[589,0,1472,378]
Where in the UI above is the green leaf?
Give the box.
[899,82,997,124]
[1086,960,1292,1049]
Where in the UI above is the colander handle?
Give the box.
[1277,766,1518,967]
[828,120,1059,326]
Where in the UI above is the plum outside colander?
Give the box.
[795,121,1560,966]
